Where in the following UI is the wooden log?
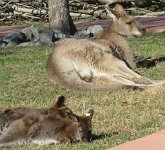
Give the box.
[14,11,44,19]
[145,11,165,16]
[12,5,48,15]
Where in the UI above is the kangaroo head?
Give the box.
[106,4,145,38]
[51,98,94,142]
[76,109,94,142]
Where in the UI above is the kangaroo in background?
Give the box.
[47,4,164,92]
[0,96,94,147]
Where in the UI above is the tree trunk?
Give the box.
[48,0,77,36]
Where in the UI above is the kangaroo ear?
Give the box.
[114,4,127,15]
[106,4,127,20]
[105,4,117,20]
[55,96,65,108]
[85,109,94,119]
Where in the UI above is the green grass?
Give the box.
[0,32,165,150]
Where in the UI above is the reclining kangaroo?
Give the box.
[47,4,164,92]
[0,96,94,147]
[0,96,75,136]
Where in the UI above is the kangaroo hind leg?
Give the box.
[102,56,153,85]
[73,63,94,82]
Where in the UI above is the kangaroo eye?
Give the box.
[126,21,132,25]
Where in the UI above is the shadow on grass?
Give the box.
[136,56,165,68]
[91,132,119,141]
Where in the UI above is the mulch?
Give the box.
[0,16,165,38]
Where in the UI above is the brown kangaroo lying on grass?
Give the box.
[0,96,94,147]
[47,4,165,92]
[0,96,74,136]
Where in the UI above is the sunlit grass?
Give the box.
[0,32,165,150]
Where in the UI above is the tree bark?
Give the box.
[48,0,77,36]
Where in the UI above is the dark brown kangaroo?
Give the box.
[0,96,94,147]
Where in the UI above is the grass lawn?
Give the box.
[0,32,165,150]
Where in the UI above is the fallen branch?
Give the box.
[12,5,48,15]
[145,11,165,16]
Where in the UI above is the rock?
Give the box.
[53,30,66,40]
[74,30,93,38]
[86,25,103,36]
[22,27,34,41]
[7,42,17,47]
[29,39,41,46]
[19,42,31,47]
[33,38,40,43]
[33,41,41,46]
[38,29,54,44]
[19,39,41,47]
[30,22,44,40]
[0,37,3,44]
[3,31,26,45]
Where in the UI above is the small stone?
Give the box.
[86,25,103,36]
[38,29,54,44]
[74,30,93,38]
[30,23,44,40]
[22,27,34,41]
[0,37,3,44]
[3,31,26,45]
[53,30,66,40]
[19,42,31,47]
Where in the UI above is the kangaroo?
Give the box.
[0,96,79,136]
[0,99,94,147]
[0,109,94,147]
[47,4,164,92]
